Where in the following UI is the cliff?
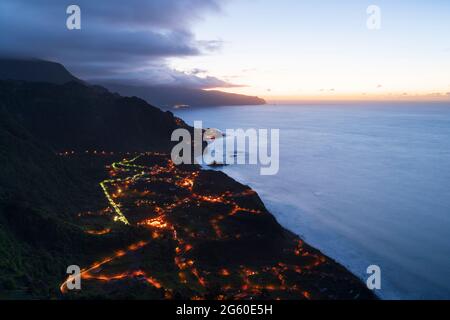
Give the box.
[0,58,266,109]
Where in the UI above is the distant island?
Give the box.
[0,58,266,109]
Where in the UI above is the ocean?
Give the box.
[175,103,450,299]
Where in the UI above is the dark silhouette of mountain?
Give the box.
[0,81,189,152]
[0,58,82,84]
[0,58,265,108]
[102,83,266,109]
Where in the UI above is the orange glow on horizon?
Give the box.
[203,85,450,104]
[205,87,450,104]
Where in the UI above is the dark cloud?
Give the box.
[189,68,208,75]
[0,0,234,89]
[96,64,244,89]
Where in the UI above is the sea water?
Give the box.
[175,103,450,299]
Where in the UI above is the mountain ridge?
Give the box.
[0,80,188,152]
[0,58,266,108]
[101,83,266,109]
[0,58,82,84]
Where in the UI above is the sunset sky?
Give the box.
[1,0,449,102]
[170,0,450,102]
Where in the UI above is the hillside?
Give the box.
[0,106,147,298]
[0,80,375,299]
[0,81,189,152]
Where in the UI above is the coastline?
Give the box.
[199,135,379,299]
[0,80,376,299]
[59,152,376,300]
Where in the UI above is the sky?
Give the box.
[1,0,449,102]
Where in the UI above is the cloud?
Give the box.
[97,64,244,89]
[0,0,235,89]
[425,92,450,98]
[189,68,208,75]
[168,73,244,89]
[319,88,335,93]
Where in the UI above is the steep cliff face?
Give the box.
[0,107,83,297]
[0,81,189,152]
[0,59,82,84]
